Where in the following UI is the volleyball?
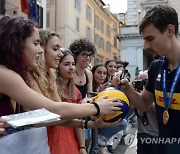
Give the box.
[96,87,129,122]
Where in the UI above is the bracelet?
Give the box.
[84,120,88,129]
[91,102,100,116]
[79,146,86,149]
[80,119,85,129]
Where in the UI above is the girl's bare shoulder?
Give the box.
[0,65,22,79]
[0,65,25,92]
[86,69,92,76]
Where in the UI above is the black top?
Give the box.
[0,94,25,137]
[0,94,21,116]
[76,70,89,99]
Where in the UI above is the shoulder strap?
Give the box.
[84,70,89,84]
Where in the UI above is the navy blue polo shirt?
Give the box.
[145,57,180,153]
[146,57,180,137]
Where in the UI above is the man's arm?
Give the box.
[113,76,154,112]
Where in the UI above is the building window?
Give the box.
[95,34,104,49]
[95,15,97,28]
[47,0,54,4]
[95,58,102,64]
[97,16,99,30]
[100,20,104,33]
[95,58,99,64]
[100,37,104,49]
[106,24,111,37]
[86,27,92,41]
[76,17,80,32]
[86,4,92,22]
[46,12,50,28]
[75,0,81,12]
[113,21,117,32]
[114,36,117,48]
[114,56,118,61]
[37,5,43,28]
[95,34,99,46]
[95,15,100,30]
[106,41,111,53]
[0,0,5,15]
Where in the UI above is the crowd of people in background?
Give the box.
[0,4,180,154]
[0,15,122,154]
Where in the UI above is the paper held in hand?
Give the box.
[2,108,61,128]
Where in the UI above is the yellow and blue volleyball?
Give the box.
[96,87,129,122]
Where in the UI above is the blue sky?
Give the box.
[102,0,127,13]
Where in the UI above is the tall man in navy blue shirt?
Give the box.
[116,5,180,154]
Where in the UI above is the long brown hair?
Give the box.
[0,16,37,83]
[92,64,108,92]
[57,49,77,100]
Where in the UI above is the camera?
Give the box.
[133,79,147,91]
[133,80,144,91]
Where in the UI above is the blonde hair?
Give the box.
[56,49,77,100]
[34,30,60,100]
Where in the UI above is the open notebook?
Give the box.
[2,108,61,128]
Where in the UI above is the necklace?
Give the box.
[75,71,84,85]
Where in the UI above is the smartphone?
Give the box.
[119,69,129,86]
[120,69,128,80]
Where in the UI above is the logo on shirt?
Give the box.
[156,74,161,82]
[155,90,180,110]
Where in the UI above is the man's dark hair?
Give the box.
[139,5,178,36]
